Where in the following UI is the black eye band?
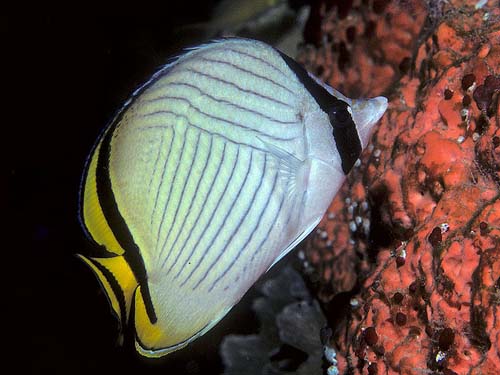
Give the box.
[329,102,362,174]
[329,101,351,128]
[277,49,362,174]
[277,50,333,112]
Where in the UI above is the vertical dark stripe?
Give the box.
[208,153,267,292]
[193,150,255,291]
[249,170,287,265]
[277,50,334,112]
[328,100,362,174]
[157,130,200,263]
[170,141,227,274]
[80,54,176,325]
[331,119,362,173]
[78,150,97,244]
[150,129,174,228]
[155,127,187,259]
[147,133,164,195]
[165,134,213,273]
[178,145,240,286]
[240,164,280,278]
[96,122,157,324]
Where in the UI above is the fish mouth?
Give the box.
[350,96,388,147]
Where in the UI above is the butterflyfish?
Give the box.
[77,38,387,357]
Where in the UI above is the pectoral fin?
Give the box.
[257,137,305,202]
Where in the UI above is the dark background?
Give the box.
[5,3,290,374]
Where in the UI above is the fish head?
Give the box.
[318,81,388,149]
[299,79,387,229]
[345,96,388,149]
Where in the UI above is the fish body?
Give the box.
[78,38,387,357]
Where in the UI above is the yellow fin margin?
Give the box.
[77,254,138,328]
[133,286,182,358]
[82,140,124,256]
[134,287,234,358]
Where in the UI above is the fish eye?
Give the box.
[328,101,351,128]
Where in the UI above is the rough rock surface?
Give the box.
[220,266,327,375]
[303,1,500,374]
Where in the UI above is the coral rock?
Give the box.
[303,1,500,374]
[220,267,326,375]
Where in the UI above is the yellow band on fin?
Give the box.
[82,140,125,256]
[133,285,178,358]
[77,254,138,327]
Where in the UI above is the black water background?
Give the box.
[6,3,271,374]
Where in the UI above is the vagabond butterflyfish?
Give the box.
[77,38,387,358]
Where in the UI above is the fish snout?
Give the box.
[351,96,388,148]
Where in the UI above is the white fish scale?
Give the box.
[158,134,227,271]
[151,126,195,258]
[206,153,277,291]
[117,127,307,295]
[199,38,293,85]
[141,40,305,140]
[112,96,310,347]
[185,56,294,108]
[185,47,300,118]
[113,119,296,302]
[148,158,292,344]
[177,146,260,289]
[175,146,279,285]
[146,127,175,246]
[155,129,212,263]
[111,41,314,271]
[144,142,290,334]
[135,76,304,156]
[165,139,239,273]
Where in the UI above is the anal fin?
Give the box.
[134,287,233,358]
[77,254,138,330]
